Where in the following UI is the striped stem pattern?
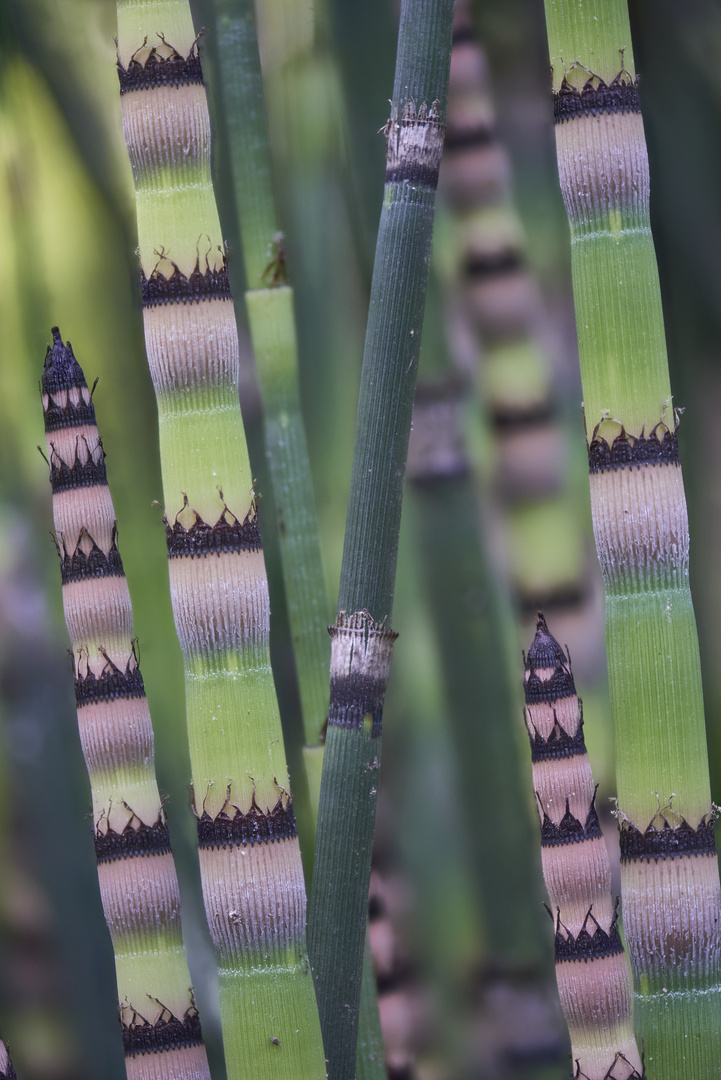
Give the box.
[0,1040,16,1080]
[41,328,210,1080]
[544,2,721,1074]
[115,4,326,1077]
[523,614,642,1080]
[441,6,598,656]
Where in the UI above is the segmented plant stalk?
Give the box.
[442,7,596,649]
[523,614,642,1080]
[307,3,454,1077]
[41,329,210,1080]
[115,5,326,1077]
[0,1039,17,1080]
[543,1,721,1074]
[407,378,569,1076]
[211,0,330,765]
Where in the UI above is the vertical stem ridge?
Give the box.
[308,3,454,1077]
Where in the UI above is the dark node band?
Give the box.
[197,797,297,850]
[528,712,586,763]
[41,327,87,395]
[95,818,171,864]
[451,23,476,47]
[620,815,717,862]
[465,250,523,280]
[118,45,204,95]
[540,794,602,848]
[524,663,576,705]
[123,1008,204,1057]
[492,402,554,432]
[519,585,586,618]
[444,124,495,152]
[588,426,679,474]
[328,672,386,738]
[554,908,624,964]
[553,73,640,124]
[166,505,261,558]
[44,393,96,433]
[75,655,145,707]
[49,447,107,494]
[385,107,444,190]
[141,261,232,307]
[60,528,124,585]
[386,159,442,188]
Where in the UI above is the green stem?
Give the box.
[212,0,331,755]
[115,3,326,1076]
[307,3,454,1078]
[543,2,721,1075]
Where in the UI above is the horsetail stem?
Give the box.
[41,328,210,1080]
[307,2,454,1077]
[211,0,330,757]
[524,614,642,1080]
[115,4,326,1077]
[543,1,721,1074]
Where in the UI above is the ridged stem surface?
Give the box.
[115,3,326,1077]
[41,330,210,1080]
[543,2,721,1075]
[307,2,455,1078]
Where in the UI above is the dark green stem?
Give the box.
[307,2,455,1078]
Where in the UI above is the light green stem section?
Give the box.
[545,0,634,89]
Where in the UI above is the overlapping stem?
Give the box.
[41,329,209,1080]
[115,3,326,1077]
[307,2,455,1077]
[523,614,642,1080]
[543,1,721,1074]
[442,6,597,652]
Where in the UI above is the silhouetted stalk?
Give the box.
[543,1,721,1075]
[115,3,326,1077]
[41,329,210,1080]
[523,614,642,1080]
[307,2,454,1077]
